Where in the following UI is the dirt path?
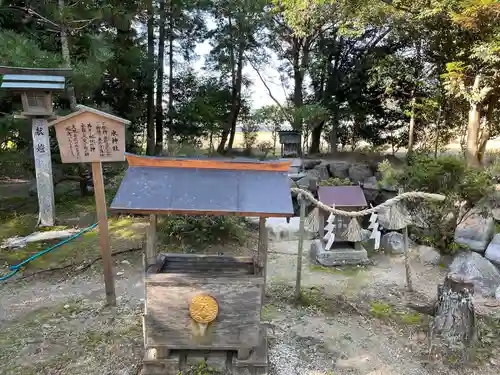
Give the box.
[0,239,498,375]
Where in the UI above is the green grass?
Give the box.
[369,301,425,326]
[0,216,142,271]
[261,303,280,321]
[309,264,365,276]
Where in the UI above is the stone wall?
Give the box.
[288,156,398,206]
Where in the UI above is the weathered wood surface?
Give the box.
[429,273,476,360]
[146,254,256,275]
[145,275,263,350]
[32,118,55,226]
[146,214,158,267]
[257,218,268,279]
[92,161,116,306]
[233,327,268,367]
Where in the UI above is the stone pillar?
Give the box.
[32,118,56,226]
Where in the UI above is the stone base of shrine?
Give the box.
[142,328,269,375]
[309,239,370,266]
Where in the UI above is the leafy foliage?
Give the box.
[379,154,495,253]
[158,215,250,249]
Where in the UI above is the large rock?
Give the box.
[485,233,500,266]
[310,239,369,266]
[296,174,318,192]
[381,231,404,254]
[348,164,373,183]
[328,161,351,179]
[492,208,500,222]
[417,245,441,265]
[454,212,495,252]
[303,159,321,170]
[496,286,500,301]
[449,251,500,297]
[313,162,330,181]
[362,176,379,202]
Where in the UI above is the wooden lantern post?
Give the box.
[0,66,72,226]
[49,105,130,306]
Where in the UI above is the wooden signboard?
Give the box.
[53,110,126,163]
[49,105,130,306]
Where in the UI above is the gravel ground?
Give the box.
[0,239,499,375]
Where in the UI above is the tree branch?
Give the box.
[244,53,291,121]
[8,6,61,29]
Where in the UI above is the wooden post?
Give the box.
[403,226,413,292]
[32,118,56,226]
[146,214,158,268]
[92,161,116,306]
[258,217,268,304]
[295,195,306,302]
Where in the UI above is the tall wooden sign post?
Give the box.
[49,105,130,306]
[0,66,72,226]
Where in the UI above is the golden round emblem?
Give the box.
[189,295,219,324]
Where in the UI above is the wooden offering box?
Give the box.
[110,154,294,375]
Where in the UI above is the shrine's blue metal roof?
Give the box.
[110,164,294,217]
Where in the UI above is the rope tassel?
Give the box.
[344,217,363,242]
[305,207,320,232]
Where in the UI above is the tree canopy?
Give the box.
[0,0,498,163]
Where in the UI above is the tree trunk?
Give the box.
[166,0,175,153]
[466,102,481,167]
[59,0,88,196]
[434,105,442,158]
[477,94,497,164]
[430,273,476,362]
[216,15,235,154]
[407,95,416,158]
[309,121,323,154]
[226,43,244,153]
[466,75,483,167]
[329,108,339,153]
[292,38,304,131]
[145,0,155,155]
[155,0,167,155]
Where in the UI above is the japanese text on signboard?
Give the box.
[55,118,125,163]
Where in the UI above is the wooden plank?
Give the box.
[146,274,263,286]
[164,262,254,271]
[146,214,157,267]
[52,111,126,164]
[125,153,291,172]
[233,326,268,367]
[92,161,116,306]
[145,277,263,350]
[162,254,254,263]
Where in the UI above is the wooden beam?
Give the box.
[145,214,157,268]
[125,153,291,172]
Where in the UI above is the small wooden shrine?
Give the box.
[278,130,301,157]
[110,153,294,375]
[311,185,370,266]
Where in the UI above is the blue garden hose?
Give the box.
[0,223,98,281]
